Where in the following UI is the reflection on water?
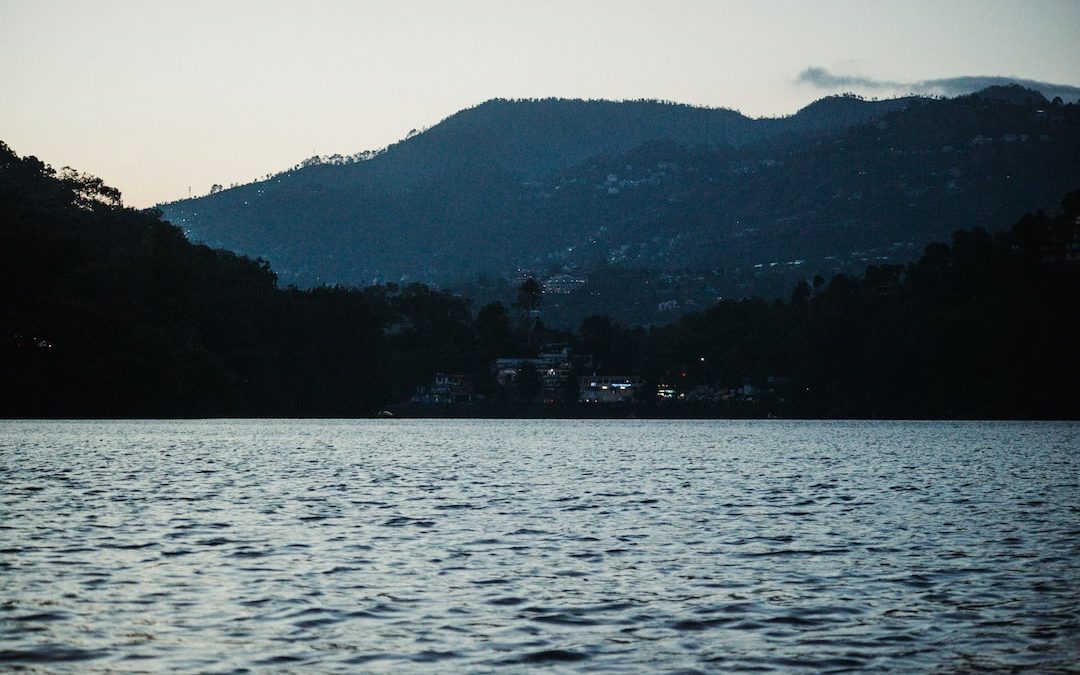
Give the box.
[1,419,1078,671]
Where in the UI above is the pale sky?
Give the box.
[2,0,1078,207]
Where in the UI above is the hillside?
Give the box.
[160,90,1080,311]
[510,90,1080,321]
[161,95,912,286]
[0,142,390,416]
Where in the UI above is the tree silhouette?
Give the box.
[516,362,543,402]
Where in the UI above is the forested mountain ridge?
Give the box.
[160,94,914,286]
[362,95,917,182]
[512,89,1080,311]
[161,89,1078,299]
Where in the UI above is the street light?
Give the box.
[700,356,706,386]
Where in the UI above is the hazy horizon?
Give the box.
[3,0,1078,207]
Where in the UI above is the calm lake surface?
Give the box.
[1,420,1078,672]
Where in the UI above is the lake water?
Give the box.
[1,419,1078,672]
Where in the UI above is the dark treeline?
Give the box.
[3,142,383,417]
[640,202,1080,419]
[3,141,1078,418]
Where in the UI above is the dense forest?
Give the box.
[3,141,1079,418]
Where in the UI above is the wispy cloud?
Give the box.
[797,67,1080,102]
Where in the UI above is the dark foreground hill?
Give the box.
[2,142,389,416]
[161,89,1080,304]
[4,141,1079,418]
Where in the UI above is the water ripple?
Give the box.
[1,419,1078,672]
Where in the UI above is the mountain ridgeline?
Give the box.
[162,94,915,285]
[161,88,1079,304]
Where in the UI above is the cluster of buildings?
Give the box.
[541,274,588,295]
[510,269,589,296]
[409,373,476,405]
[492,345,576,401]
[411,344,642,406]
[656,380,777,404]
[410,347,790,407]
[411,371,782,407]
[411,370,643,406]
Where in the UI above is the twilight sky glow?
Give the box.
[2,0,1078,207]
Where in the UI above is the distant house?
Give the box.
[492,359,526,386]
[492,345,575,401]
[656,383,680,400]
[579,376,640,403]
[493,356,566,386]
[411,373,476,404]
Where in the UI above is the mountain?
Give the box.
[513,89,1080,315]
[160,95,910,283]
[160,89,1080,307]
